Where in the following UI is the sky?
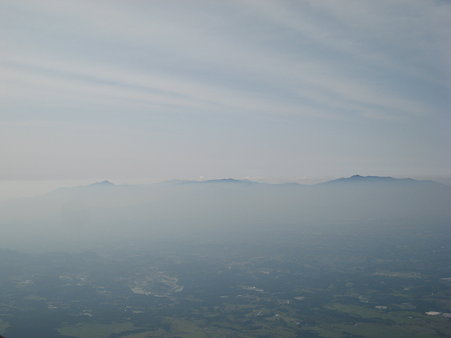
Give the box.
[1,0,450,189]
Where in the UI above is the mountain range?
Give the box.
[83,175,441,189]
[0,175,449,252]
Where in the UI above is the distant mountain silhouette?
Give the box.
[321,175,417,185]
[170,175,430,186]
[49,180,116,194]
[48,176,444,197]
[1,173,450,253]
[88,180,115,187]
[80,176,440,188]
[203,178,258,184]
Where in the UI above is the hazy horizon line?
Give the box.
[1,174,450,203]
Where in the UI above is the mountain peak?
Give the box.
[324,175,415,185]
[203,178,255,184]
[90,180,114,187]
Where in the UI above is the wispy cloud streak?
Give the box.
[0,0,450,180]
